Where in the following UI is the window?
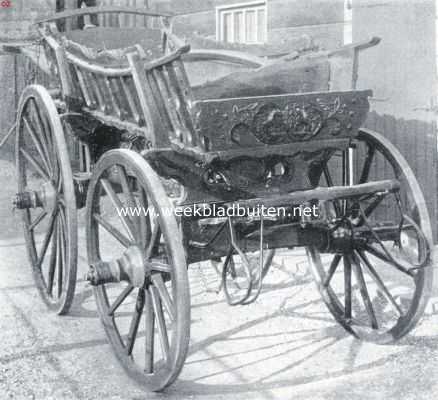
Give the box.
[216,1,267,44]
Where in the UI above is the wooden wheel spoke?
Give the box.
[100,178,136,241]
[344,255,352,320]
[117,165,138,219]
[362,194,387,220]
[359,144,376,184]
[108,285,134,316]
[29,210,48,231]
[144,288,155,373]
[363,244,414,278]
[357,251,403,317]
[23,116,52,175]
[93,213,131,248]
[150,261,172,274]
[138,188,150,249]
[36,209,58,269]
[322,165,334,187]
[126,289,146,356]
[323,165,341,216]
[20,148,50,182]
[47,218,58,296]
[151,274,175,322]
[145,219,161,260]
[150,286,170,363]
[351,252,378,329]
[57,175,63,196]
[30,98,54,165]
[53,157,62,194]
[57,209,66,298]
[323,254,341,287]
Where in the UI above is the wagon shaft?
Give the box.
[233,179,400,209]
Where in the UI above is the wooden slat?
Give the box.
[165,63,196,146]
[109,77,129,122]
[67,63,81,100]
[120,76,141,125]
[44,34,72,98]
[89,72,105,113]
[150,68,179,141]
[74,66,93,107]
[127,52,157,146]
[146,69,174,138]
[84,70,98,109]
[106,77,122,119]
[175,59,194,105]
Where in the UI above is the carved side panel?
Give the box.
[193,90,371,151]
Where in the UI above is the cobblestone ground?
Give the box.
[1,159,438,400]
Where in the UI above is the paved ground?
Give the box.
[1,158,438,400]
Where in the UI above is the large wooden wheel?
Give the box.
[86,149,190,391]
[308,128,433,343]
[16,85,77,314]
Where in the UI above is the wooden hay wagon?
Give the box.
[0,6,433,392]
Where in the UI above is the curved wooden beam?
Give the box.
[36,6,173,25]
[183,49,266,69]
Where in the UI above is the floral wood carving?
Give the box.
[230,97,351,144]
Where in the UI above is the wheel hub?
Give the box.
[13,182,57,213]
[326,220,354,253]
[86,245,150,288]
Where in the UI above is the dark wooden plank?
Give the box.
[192,55,330,100]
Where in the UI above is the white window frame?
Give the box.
[216,1,268,44]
